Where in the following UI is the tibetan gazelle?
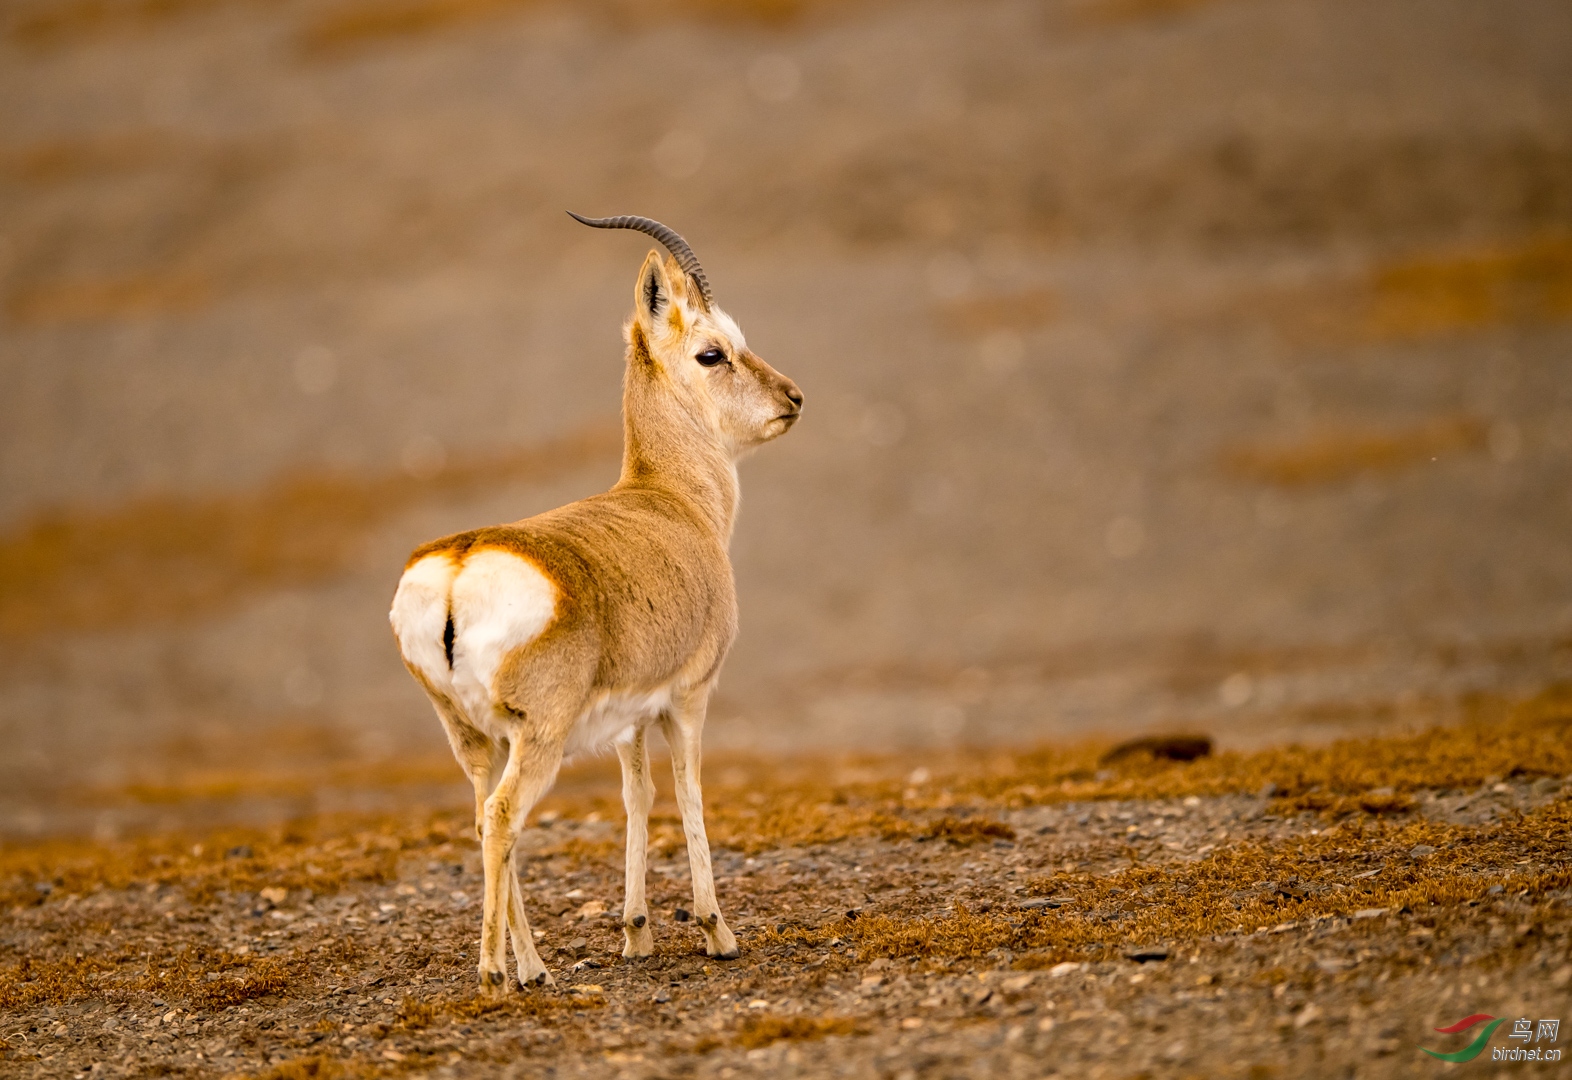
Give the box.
[390,214,802,993]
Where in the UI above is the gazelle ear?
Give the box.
[633,250,672,324]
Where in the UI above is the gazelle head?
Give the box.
[569,213,803,458]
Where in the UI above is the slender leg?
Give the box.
[505,848,552,988]
[422,688,496,841]
[617,727,656,958]
[479,733,562,995]
[660,700,738,960]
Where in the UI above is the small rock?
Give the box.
[575,900,607,921]
[652,989,671,1003]
[673,908,691,923]
[1048,961,1081,978]
[381,1050,405,1062]
[1257,782,1278,799]
[258,887,288,906]
[571,958,602,972]
[1352,908,1388,920]
[1486,884,1504,895]
[1408,845,1436,859]
[1019,898,1065,910]
[1126,948,1170,963]
[562,937,589,959]
[1294,1004,1323,1029]
[226,846,253,859]
[1001,973,1036,993]
[1100,734,1212,765]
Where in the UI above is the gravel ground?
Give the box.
[4,767,1568,1080]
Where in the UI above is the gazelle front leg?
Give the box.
[479,733,561,995]
[617,727,656,958]
[660,701,738,960]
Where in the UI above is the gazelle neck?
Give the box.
[617,379,739,541]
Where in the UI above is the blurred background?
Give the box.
[2,0,1570,839]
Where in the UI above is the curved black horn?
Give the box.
[566,212,714,309]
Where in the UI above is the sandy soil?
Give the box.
[3,5,1572,1074]
[3,712,1570,1079]
[3,0,1572,841]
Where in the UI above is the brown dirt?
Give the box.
[3,699,1569,1079]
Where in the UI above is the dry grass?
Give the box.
[0,946,297,1012]
[6,0,250,47]
[1247,233,1572,345]
[391,988,605,1032]
[684,687,1572,855]
[252,1058,350,1080]
[297,0,836,54]
[0,809,464,909]
[9,691,1568,907]
[0,422,618,641]
[760,797,1570,965]
[6,270,215,323]
[921,816,1017,845]
[933,287,1058,335]
[1073,0,1229,25]
[1218,414,1485,487]
[295,0,552,54]
[6,0,834,51]
[733,1014,863,1048]
[1365,233,1572,339]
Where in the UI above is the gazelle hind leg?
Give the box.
[479,735,562,995]
[617,728,656,958]
[505,849,552,987]
[661,702,738,960]
[417,684,497,841]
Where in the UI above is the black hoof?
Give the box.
[674,908,690,923]
[715,948,740,961]
[533,971,548,985]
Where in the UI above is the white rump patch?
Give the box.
[448,548,559,729]
[390,553,459,693]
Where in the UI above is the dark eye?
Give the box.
[695,348,727,367]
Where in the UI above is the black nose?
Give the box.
[784,385,803,408]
